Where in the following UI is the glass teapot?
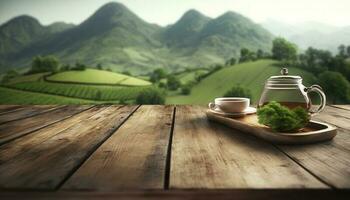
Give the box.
[258,68,326,114]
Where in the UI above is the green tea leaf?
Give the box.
[257,101,310,132]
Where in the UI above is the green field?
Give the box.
[0,87,96,104]
[176,69,209,84]
[166,59,317,105]
[46,69,152,86]
[7,82,151,101]
[6,72,50,84]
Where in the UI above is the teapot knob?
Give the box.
[281,68,288,75]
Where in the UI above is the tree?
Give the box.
[330,56,350,81]
[347,46,350,57]
[60,64,71,71]
[72,62,86,71]
[256,49,264,59]
[29,55,60,74]
[1,70,19,84]
[298,47,332,74]
[226,57,236,66]
[224,85,252,99]
[272,37,297,61]
[136,88,165,104]
[150,68,167,83]
[318,71,350,104]
[96,63,103,70]
[181,85,191,95]
[167,75,181,90]
[239,48,256,63]
[338,45,346,57]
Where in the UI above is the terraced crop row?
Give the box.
[8,82,152,101]
[0,87,95,105]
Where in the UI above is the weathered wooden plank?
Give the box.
[0,106,112,162]
[276,106,350,189]
[0,105,92,145]
[0,105,23,114]
[0,190,349,200]
[0,105,138,189]
[331,105,350,111]
[63,105,174,190]
[0,105,64,124]
[170,106,326,189]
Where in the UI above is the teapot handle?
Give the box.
[306,85,326,114]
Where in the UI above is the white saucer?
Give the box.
[208,107,257,118]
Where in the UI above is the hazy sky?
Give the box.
[0,0,349,26]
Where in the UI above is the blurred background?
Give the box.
[0,0,349,105]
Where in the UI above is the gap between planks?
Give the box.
[54,105,141,190]
[271,106,350,189]
[0,105,94,146]
[61,105,175,190]
[164,106,176,190]
[0,105,67,125]
[0,105,139,190]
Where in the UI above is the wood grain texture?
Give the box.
[0,105,138,189]
[0,190,349,200]
[63,105,174,190]
[0,105,91,145]
[331,105,350,111]
[206,111,337,144]
[0,105,23,114]
[0,106,115,162]
[0,105,64,124]
[276,106,350,188]
[170,106,326,189]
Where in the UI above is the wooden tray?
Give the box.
[206,110,337,144]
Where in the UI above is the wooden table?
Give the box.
[0,105,349,199]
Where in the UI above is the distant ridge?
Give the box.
[0,2,273,74]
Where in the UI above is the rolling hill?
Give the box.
[0,2,274,74]
[2,68,153,104]
[166,59,317,105]
[46,69,152,86]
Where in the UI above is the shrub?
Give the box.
[1,70,19,84]
[29,55,60,74]
[181,85,191,95]
[167,75,181,90]
[136,88,165,104]
[318,71,350,104]
[72,63,86,71]
[224,85,252,99]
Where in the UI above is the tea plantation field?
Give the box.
[6,72,50,84]
[0,69,154,104]
[7,82,151,101]
[166,59,317,105]
[0,87,96,105]
[176,69,209,85]
[46,69,151,86]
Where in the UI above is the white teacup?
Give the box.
[208,97,250,113]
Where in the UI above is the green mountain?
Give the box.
[47,22,75,33]
[0,16,74,55]
[0,2,274,74]
[163,9,211,48]
[0,15,45,55]
[0,15,74,70]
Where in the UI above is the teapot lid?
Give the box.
[267,68,302,86]
[268,68,301,83]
